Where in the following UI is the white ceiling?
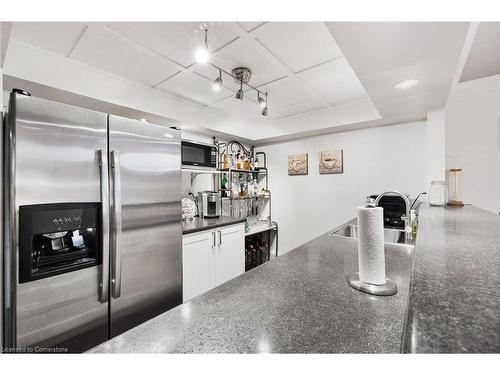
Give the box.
[460,22,500,82]
[7,21,472,143]
[325,22,470,127]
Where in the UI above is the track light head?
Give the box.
[235,81,244,100]
[213,70,222,92]
[212,77,222,91]
[258,95,266,108]
[261,106,268,116]
[235,88,244,100]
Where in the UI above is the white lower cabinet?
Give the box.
[182,223,244,302]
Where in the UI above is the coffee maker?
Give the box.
[197,191,221,218]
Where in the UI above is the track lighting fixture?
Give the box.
[195,28,209,64]
[212,70,222,92]
[258,94,266,108]
[195,28,270,115]
[260,92,268,116]
[235,81,244,100]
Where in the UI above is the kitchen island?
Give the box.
[402,205,500,353]
[90,224,414,353]
[89,205,500,353]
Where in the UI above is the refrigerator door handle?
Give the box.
[97,149,110,303]
[110,150,123,299]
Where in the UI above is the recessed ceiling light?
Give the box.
[395,79,419,89]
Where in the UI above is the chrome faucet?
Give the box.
[374,190,412,235]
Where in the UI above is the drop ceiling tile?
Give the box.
[257,76,315,108]
[11,22,87,56]
[156,71,233,106]
[212,38,286,87]
[72,29,180,87]
[237,22,266,33]
[107,22,239,68]
[297,58,368,106]
[253,22,343,73]
[276,99,327,117]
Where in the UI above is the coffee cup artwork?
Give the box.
[319,150,343,174]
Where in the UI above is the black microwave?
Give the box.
[181,141,217,169]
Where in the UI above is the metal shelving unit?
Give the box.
[214,141,278,257]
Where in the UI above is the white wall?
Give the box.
[426,109,446,185]
[256,121,427,254]
[445,75,500,214]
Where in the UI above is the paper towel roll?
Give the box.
[357,206,386,285]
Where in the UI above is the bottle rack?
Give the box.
[214,139,278,259]
[245,235,271,272]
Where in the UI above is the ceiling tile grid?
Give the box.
[70,27,182,87]
[11,22,87,56]
[297,58,369,107]
[250,22,343,73]
[156,70,233,106]
[8,21,387,141]
[107,22,240,68]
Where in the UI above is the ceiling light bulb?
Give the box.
[261,106,268,116]
[213,77,222,92]
[196,28,210,64]
[213,71,222,92]
[258,95,266,108]
[395,79,419,89]
[195,47,209,64]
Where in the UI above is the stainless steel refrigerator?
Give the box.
[2,91,182,352]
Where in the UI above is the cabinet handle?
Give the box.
[218,230,222,246]
[212,231,216,247]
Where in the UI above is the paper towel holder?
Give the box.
[347,273,398,296]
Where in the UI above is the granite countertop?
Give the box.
[89,204,500,354]
[182,216,246,234]
[89,218,414,353]
[402,205,500,353]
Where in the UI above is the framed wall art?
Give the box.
[319,149,343,174]
[288,153,308,175]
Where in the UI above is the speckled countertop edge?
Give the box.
[401,205,500,353]
[182,216,246,234]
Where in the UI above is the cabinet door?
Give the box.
[182,230,216,302]
[215,224,245,286]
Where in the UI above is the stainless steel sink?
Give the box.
[330,224,415,247]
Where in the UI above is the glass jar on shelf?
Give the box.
[243,157,250,170]
[235,152,242,170]
[254,156,260,170]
